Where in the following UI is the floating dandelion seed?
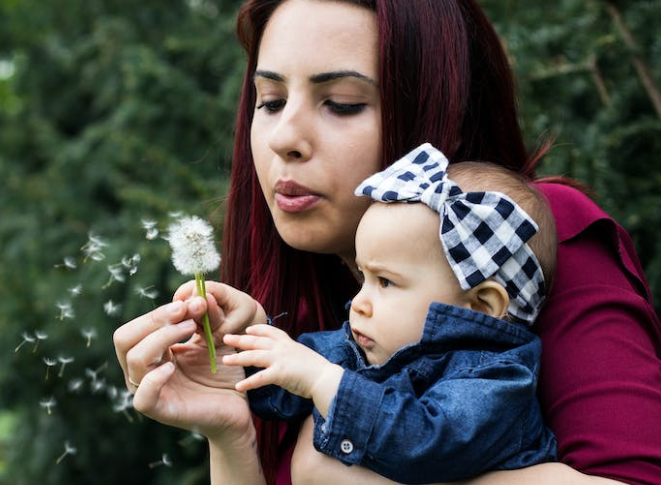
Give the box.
[57,356,74,378]
[122,254,141,276]
[141,219,159,240]
[68,378,84,393]
[91,378,106,394]
[135,285,158,300]
[14,332,35,353]
[39,397,56,415]
[55,257,77,270]
[103,299,122,317]
[102,264,126,288]
[55,301,74,321]
[56,441,77,465]
[81,232,108,262]
[32,331,48,353]
[68,284,83,297]
[178,432,205,447]
[43,357,57,380]
[81,328,97,348]
[166,215,221,373]
[113,389,135,422]
[149,453,173,469]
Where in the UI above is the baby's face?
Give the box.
[350,203,469,365]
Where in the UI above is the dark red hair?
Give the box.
[222,1,535,482]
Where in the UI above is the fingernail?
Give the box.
[166,301,183,314]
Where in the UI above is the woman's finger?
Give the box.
[132,361,176,416]
[124,318,197,387]
[114,298,207,373]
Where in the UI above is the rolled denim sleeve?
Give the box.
[312,357,556,483]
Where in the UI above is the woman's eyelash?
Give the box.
[256,99,366,115]
[256,99,286,112]
[325,101,366,115]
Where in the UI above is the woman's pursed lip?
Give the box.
[274,179,317,196]
[273,180,321,213]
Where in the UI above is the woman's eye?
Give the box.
[256,99,286,113]
[325,100,366,116]
[378,277,392,288]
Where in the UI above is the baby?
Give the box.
[223,143,557,483]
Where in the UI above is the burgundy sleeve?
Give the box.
[536,183,661,485]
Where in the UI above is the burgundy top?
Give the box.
[274,182,661,485]
[535,182,661,485]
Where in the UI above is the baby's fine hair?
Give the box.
[447,162,558,291]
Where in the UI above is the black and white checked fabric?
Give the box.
[355,143,546,324]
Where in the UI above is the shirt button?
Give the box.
[340,439,354,454]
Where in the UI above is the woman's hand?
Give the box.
[113,289,252,441]
[174,280,268,335]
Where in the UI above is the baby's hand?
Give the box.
[223,325,343,416]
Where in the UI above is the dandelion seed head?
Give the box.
[68,285,83,297]
[167,216,221,275]
[43,357,57,367]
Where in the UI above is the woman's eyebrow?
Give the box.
[310,70,377,86]
[253,69,377,86]
[254,70,284,82]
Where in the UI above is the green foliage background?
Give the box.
[0,0,659,483]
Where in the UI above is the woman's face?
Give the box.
[251,0,381,263]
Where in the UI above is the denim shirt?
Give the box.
[248,302,557,483]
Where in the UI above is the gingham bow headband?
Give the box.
[355,143,546,324]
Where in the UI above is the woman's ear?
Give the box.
[465,280,509,319]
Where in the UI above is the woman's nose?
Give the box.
[351,287,372,317]
[267,98,313,162]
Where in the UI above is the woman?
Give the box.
[113,0,661,484]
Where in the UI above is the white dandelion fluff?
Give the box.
[55,301,75,321]
[14,332,35,353]
[103,299,122,316]
[166,215,220,275]
[57,356,75,378]
[56,441,77,465]
[141,219,159,240]
[166,214,221,373]
[39,397,56,415]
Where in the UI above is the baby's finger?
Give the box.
[223,349,274,369]
[234,368,273,392]
[245,324,288,338]
[223,333,273,352]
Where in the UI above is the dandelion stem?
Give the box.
[195,272,217,374]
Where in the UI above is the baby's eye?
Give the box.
[324,100,367,116]
[256,99,286,113]
[378,277,393,288]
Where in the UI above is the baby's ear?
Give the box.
[465,280,509,319]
